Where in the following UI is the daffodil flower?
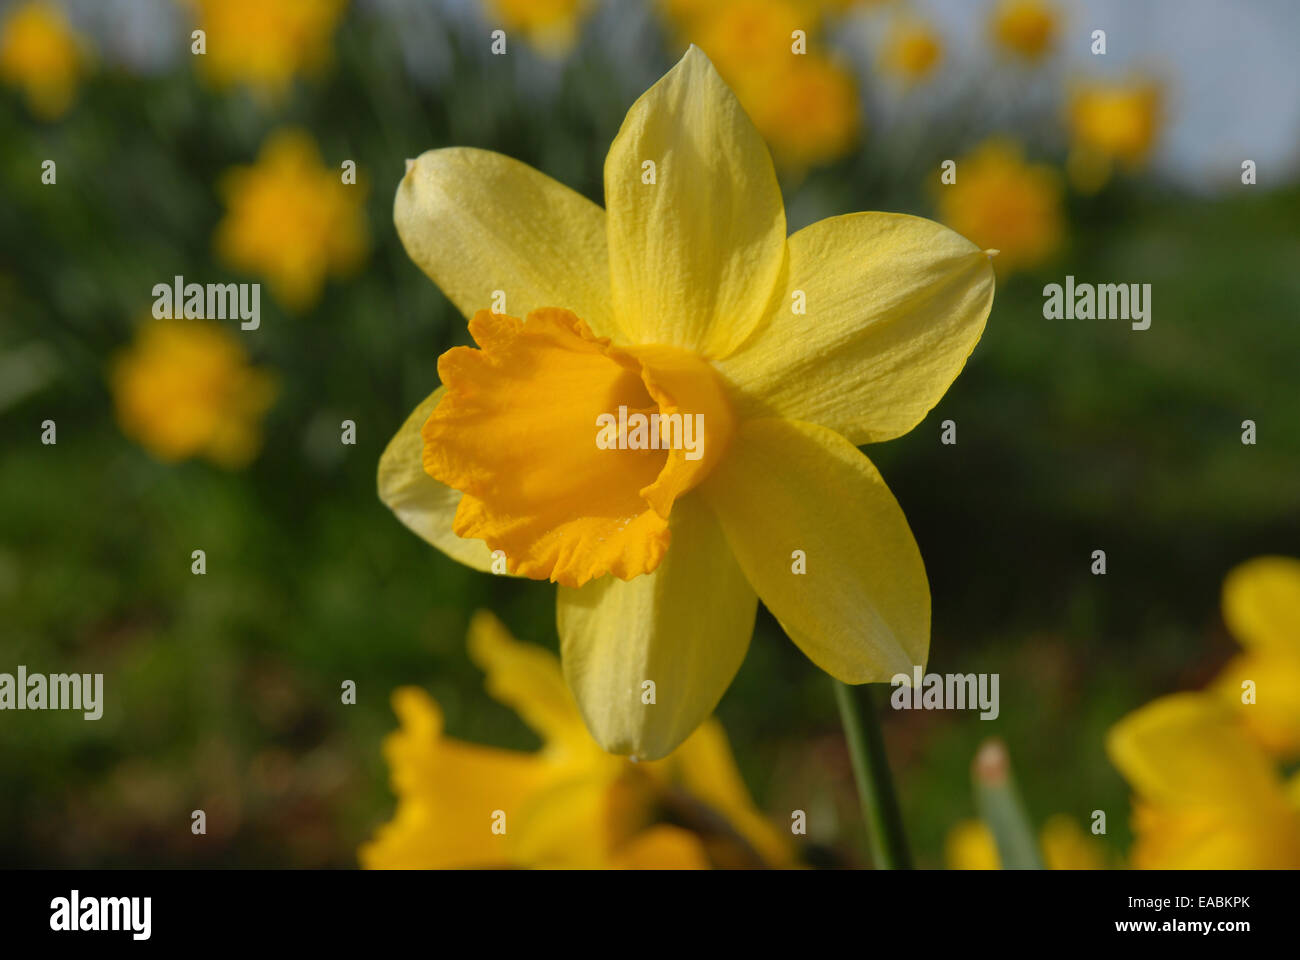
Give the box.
[1108,692,1300,868]
[360,611,792,869]
[380,46,995,759]
[1211,556,1300,759]
[0,0,86,120]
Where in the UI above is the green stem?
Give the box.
[833,680,912,869]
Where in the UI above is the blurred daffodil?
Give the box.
[1066,79,1161,192]
[1107,692,1300,869]
[359,611,792,869]
[1211,556,1300,759]
[191,0,347,99]
[946,815,1106,869]
[380,47,995,759]
[214,129,368,311]
[663,0,862,172]
[990,0,1059,62]
[484,0,591,58]
[111,317,276,469]
[936,138,1064,276]
[738,53,861,173]
[881,19,943,85]
[0,0,85,120]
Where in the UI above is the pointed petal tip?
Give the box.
[404,157,416,177]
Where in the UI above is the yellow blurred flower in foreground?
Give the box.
[485,0,591,57]
[946,814,1106,869]
[360,611,792,869]
[881,19,943,85]
[380,47,995,759]
[192,0,347,98]
[0,0,85,119]
[111,317,276,469]
[215,129,368,311]
[1107,692,1300,869]
[1211,557,1300,759]
[990,0,1059,62]
[936,138,1064,276]
[1067,79,1161,192]
[663,0,861,172]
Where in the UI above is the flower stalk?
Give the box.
[834,680,912,869]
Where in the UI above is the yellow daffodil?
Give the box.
[1107,692,1300,868]
[110,317,276,469]
[484,0,590,57]
[1066,79,1161,192]
[664,0,862,172]
[881,19,943,85]
[360,611,792,869]
[990,0,1059,62]
[1210,556,1300,759]
[936,138,1064,276]
[214,129,368,311]
[0,0,85,120]
[741,53,861,173]
[946,814,1105,869]
[945,819,1000,869]
[191,0,347,99]
[379,46,995,759]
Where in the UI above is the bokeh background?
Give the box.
[2,0,1298,867]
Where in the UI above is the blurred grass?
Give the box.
[1,4,1298,867]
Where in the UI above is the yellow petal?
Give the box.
[395,147,617,338]
[466,610,594,760]
[1040,814,1105,869]
[358,687,550,869]
[604,45,787,358]
[1212,650,1300,759]
[661,719,793,868]
[1221,555,1300,654]
[510,773,620,868]
[717,213,995,445]
[1106,693,1286,811]
[611,824,711,869]
[376,385,501,573]
[557,494,757,760]
[702,418,929,682]
[945,819,1000,869]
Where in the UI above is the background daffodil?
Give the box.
[0,0,86,120]
[110,316,276,469]
[881,18,944,86]
[1066,78,1162,192]
[360,611,792,869]
[190,0,348,99]
[483,0,591,58]
[214,128,369,311]
[1211,556,1300,758]
[659,0,862,173]
[935,138,1064,276]
[380,46,996,760]
[990,0,1059,63]
[1107,692,1300,869]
